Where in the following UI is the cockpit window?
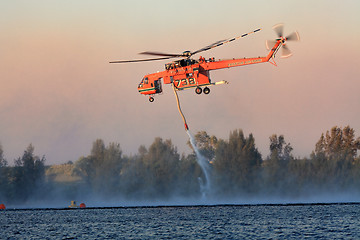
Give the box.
[144,77,148,84]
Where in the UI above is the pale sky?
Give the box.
[1,0,360,164]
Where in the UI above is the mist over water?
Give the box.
[186,130,211,199]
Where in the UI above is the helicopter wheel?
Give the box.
[195,87,202,94]
[149,97,154,102]
[203,87,210,94]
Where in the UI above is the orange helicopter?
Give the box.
[110,24,299,102]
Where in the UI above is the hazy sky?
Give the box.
[1,0,360,164]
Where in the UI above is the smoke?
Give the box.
[186,130,211,199]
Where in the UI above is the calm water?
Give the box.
[1,203,359,239]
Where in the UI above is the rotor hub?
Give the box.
[182,51,192,57]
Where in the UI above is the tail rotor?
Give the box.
[267,23,300,58]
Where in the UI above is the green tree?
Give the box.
[315,126,360,161]
[117,146,147,198]
[0,144,9,200]
[312,126,360,188]
[73,156,96,185]
[269,134,293,161]
[98,142,123,195]
[263,134,294,194]
[0,143,7,168]
[74,139,124,196]
[12,144,46,202]
[140,137,180,198]
[74,139,107,188]
[176,154,203,197]
[213,129,262,195]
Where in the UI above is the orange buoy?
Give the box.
[0,204,5,210]
[79,203,86,208]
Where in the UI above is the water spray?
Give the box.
[186,130,211,199]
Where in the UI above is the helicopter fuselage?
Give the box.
[137,39,282,101]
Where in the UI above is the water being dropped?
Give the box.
[186,130,211,199]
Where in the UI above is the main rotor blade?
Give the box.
[191,39,227,55]
[139,51,182,57]
[191,28,261,55]
[285,31,300,41]
[273,23,284,38]
[109,56,174,63]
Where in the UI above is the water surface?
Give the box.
[1,203,359,239]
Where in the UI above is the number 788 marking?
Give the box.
[174,78,196,87]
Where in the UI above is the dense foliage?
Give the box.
[0,126,360,204]
[0,144,46,204]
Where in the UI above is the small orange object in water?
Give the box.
[79,203,86,208]
[0,204,5,210]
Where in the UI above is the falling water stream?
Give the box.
[186,130,211,199]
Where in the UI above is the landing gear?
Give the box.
[149,97,154,102]
[195,86,210,95]
[203,87,210,94]
[195,87,202,94]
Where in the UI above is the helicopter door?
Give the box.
[154,79,162,93]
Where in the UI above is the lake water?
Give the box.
[1,203,359,239]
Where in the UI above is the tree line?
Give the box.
[0,126,360,204]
